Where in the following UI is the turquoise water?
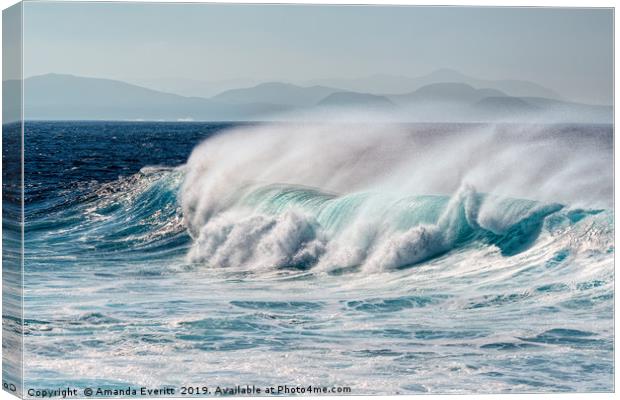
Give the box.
[5,121,614,394]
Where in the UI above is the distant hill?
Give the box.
[476,96,540,112]
[389,82,507,104]
[212,82,339,107]
[306,69,562,100]
[125,69,563,102]
[3,73,611,123]
[317,92,394,109]
[471,96,541,120]
[126,77,260,98]
[16,74,291,121]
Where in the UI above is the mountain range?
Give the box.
[305,69,562,100]
[125,69,561,100]
[2,72,611,123]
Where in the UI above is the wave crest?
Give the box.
[175,123,612,272]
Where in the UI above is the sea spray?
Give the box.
[180,122,612,271]
[20,121,613,392]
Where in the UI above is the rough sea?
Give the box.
[2,121,614,395]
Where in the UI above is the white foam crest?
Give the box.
[180,119,612,270]
[360,185,478,272]
[187,208,327,270]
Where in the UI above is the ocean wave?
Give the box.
[25,166,191,260]
[185,182,609,272]
[26,123,613,275]
[18,121,613,392]
[177,123,612,273]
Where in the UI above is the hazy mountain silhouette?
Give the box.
[126,77,259,98]
[317,92,395,109]
[212,82,339,107]
[472,96,541,120]
[389,82,507,104]
[15,74,291,121]
[4,73,610,123]
[306,68,562,100]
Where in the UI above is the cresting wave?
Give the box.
[185,183,599,272]
[31,123,611,274]
[175,123,613,273]
[17,121,613,393]
[25,166,190,262]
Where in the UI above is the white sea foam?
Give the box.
[180,121,612,271]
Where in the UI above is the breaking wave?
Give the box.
[19,121,613,393]
[29,122,612,276]
[171,122,611,273]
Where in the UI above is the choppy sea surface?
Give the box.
[2,121,614,395]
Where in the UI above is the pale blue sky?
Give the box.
[21,2,613,104]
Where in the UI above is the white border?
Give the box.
[0,1,616,400]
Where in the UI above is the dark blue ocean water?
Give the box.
[3,121,614,395]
